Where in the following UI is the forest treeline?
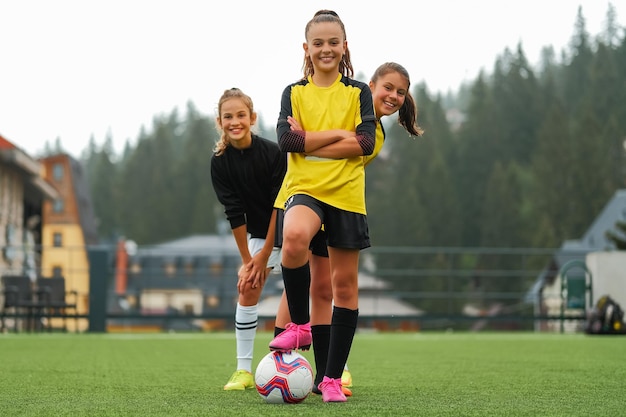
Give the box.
[49,6,625,254]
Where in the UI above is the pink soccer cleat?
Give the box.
[269,322,312,351]
[318,376,347,403]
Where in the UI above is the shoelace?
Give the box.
[321,378,344,399]
[284,322,300,348]
[328,381,341,395]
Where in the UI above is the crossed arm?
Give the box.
[286,116,371,158]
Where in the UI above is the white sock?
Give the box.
[235,303,258,372]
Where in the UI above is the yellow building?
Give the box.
[40,153,98,332]
[0,135,58,279]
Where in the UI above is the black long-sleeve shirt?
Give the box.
[210,135,287,239]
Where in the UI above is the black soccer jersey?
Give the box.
[211,134,287,238]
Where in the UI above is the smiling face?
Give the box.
[369,70,409,119]
[216,97,256,149]
[303,21,347,77]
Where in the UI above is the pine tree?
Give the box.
[529,100,576,247]
[490,44,543,165]
[563,6,594,116]
[84,133,118,241]
[454,73,499,246]
[175,102,219,235]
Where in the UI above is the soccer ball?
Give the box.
[255,350,313,404]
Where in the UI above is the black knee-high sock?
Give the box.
[274,326,285,337]
[326,307,358,379]
[312,324,331,386]
[281,263,311,324]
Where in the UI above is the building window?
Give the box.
[53,199,64,213]
[164,260,176,277]
[129,259,142,275]
[206,295,219,308]
[53,232,63,247]
[52,163,64,181]
[210,261,223,276]
[183,258,194,275]
[52,266,63,277]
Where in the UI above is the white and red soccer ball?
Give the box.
[255,350,314,404]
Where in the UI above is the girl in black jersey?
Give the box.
[210,88,287,391]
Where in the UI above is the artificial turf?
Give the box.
[0,331,624,416]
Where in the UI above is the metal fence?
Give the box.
[2,244,590,333]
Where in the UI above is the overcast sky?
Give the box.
[1,0,622,158]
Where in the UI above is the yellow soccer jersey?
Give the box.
[276,74,376,214]
[274,182,288,210]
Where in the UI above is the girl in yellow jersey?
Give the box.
[268,10,376,403]
[274,62,424,397]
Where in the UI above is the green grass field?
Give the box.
[0,331,624,416]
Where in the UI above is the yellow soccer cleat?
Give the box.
[223,369,255,391]
[341,368,353,388]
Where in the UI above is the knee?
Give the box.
[311,281,333,304]
[282,229,309,260]
[332,280,356,303]
[239,283,262,303]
